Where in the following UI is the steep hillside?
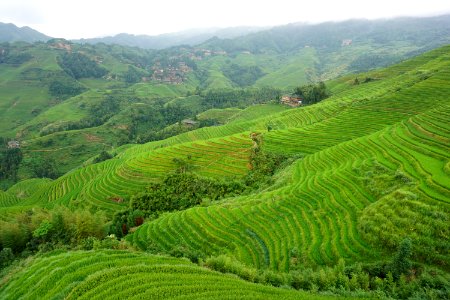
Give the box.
[0,44,448,300]
[1,16,449,186]
[127,46,449,271]
[0,250,333,300]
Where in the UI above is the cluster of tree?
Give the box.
[124,65,148,83]
[25,155,61,179]
[130,172,245,216]
[58,52,107,79]
[353,77,376,85]
[202,238,448,299]
[201,87,281,109]
[222,63,265,87]
[0,137,22,183]
[0,51,32,65]
[109,209,144,238]
[93,150,114,164]
[39,118,103,137]
[0,207,108,259]
[244,133,294,188]
[48,77,86,99]
[293,81,328,105]
[127,103,191,144]
[139,123,193,144]
[138,117,220,144]
[87,94,123,125]
[349,53,400,72]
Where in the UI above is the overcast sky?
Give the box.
[1,0,449,39]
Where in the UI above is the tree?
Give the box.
[391,238,412,280]
[29,156,60,179]
[294,81,329,105]
[0,147,23,181]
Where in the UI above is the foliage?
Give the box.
[222,63,265,87]
[349,53,401,72]
[58,52,107,79]
[0,140,22,181]
[0,50,32,65]
[109,209,144,238]
[93,150,114,164]
[245,133,292,188]
[201,87,281,109]
[390,238,413,280]
[204,254,450,298]
[48,77,86,99]
[27,155,61,179]
[293,81,328,105]
[130,173,245,215]
[0,207,108,254]
[0,247,14,269]
[124,65,147,83]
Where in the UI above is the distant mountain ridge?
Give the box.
[200,15,450,54]
[74,26,268,49]
[0,22,51,43]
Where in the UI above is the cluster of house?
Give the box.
[150,61,191,84]
[7,140,20,149]
[280,95,302,107]
[342,39,353,46]
[185,48,227,61]
[149,48,228,84]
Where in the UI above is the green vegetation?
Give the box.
[222,63,265,87]
[0,206,107,254]
[130,173,245,215]
[58,52,107,79]
[293,81,329,105]
[0,22,449,299]
[0,250,333,300]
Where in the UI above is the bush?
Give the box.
[130,173,245,214]
[0,248,14,269]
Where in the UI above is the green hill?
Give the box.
[0,24,449,299]
[0,250,339,300]
[0,22,51,43]
[126,46,449,272]
[0,16,449,184]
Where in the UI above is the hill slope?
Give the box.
[0,22,51,43]
[1,46,448,273]
[128,46,450,270]
[0,250,333,300]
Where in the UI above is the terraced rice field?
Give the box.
[0,250,333,300]
[1,45,448,274]
[129,46,450,270]
[24,133,253,213]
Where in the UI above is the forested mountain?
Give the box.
[75,26,266,49]
[0,22,51,43]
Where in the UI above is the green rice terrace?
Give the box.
[0,45,449,299]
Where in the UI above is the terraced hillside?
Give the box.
[1,46,448,277]
[128,46,450,270]
[20,133,253,214]
[0,250,333,300]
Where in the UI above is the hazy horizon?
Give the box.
[1,0,449,39]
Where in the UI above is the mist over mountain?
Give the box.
[200,15,450,54]
[74,26,268,49]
